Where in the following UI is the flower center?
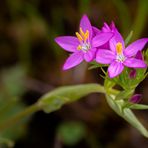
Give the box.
[76,28,91,52]
[116,42,126,62]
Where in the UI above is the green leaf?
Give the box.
[88,61,107,70]
[38,84,105,113]
[125,30,133,46]
[129,104,148,110]
[88,64,101,70]
[106,94,148,138]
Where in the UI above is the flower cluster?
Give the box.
[55,14,148,78]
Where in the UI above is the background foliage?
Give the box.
[0,0,148,147]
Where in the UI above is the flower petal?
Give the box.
[63,52,83,70]
[108,61,124,78]
[80,14,92,39]
[123,58,147,68]
[92,32,113,47]
[135,51,143,60]
[109,28,125,52]
[102,22,111,32]
[96,49,115,64]
[109,38,117,52]
[92,26,101,36]
[110,21,115,30]
[124,38,148,57]
[55,36,79,52]
[84,48,96,62]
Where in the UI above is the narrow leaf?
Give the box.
[125,30,133,46]
[130,104,148,110]
[106,94,148,138]
[38,84,105,113]
[88,62,107,70]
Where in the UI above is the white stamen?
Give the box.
[116,53,126,62]
[81,42,91,52]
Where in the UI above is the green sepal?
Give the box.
[115,89,134,100]
[112,67,147,90]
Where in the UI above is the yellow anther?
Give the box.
[84,30,89,41]
[77,45,82,50]
[80,27,85,37]
[76,32,83,42]
[116,42,123,54]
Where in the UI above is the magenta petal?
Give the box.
[92,32,113,47]
[80,14,92,39]
[123,58,147,68]
[110,21,115,30]
[84,48,96,62]
[109,38,117,52]
[92,26,101,36]
[109,28,125,52]
[102,22,111,32]
[135,51,143,60]
[96,49,115,64]
[108,61,124,78]
[55,36,79,52]
[63,52,83,70]
[124,38,148,57]
[113,28,125,46]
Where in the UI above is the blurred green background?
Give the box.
[0,0,148,147]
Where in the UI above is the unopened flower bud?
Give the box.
[129,69,136,78]
[129,94,142,104]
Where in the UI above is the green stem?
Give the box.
[0,85,118,132]
[0,103,42,132]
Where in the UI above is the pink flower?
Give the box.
[96,23,148,78]
[55,15,113,70]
